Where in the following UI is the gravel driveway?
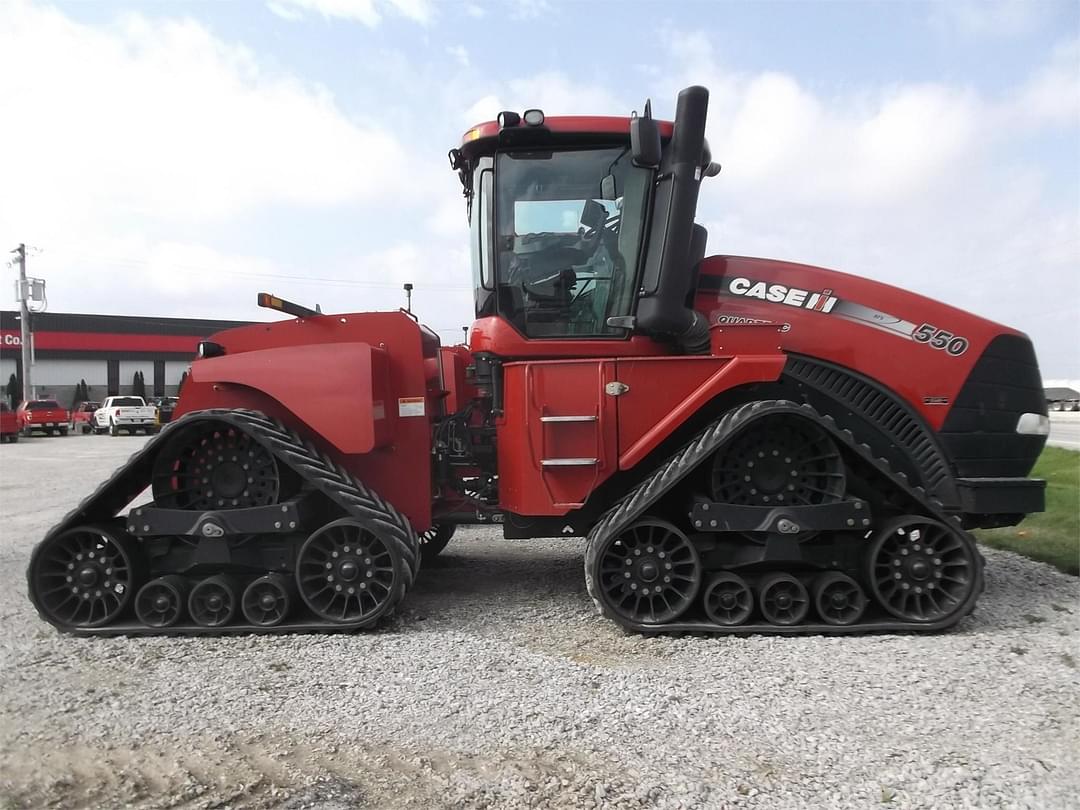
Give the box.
[1,435,1077,809]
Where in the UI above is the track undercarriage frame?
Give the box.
[28,399,984,637]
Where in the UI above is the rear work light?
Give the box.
[196,341,225,359]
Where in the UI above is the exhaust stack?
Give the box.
[635,85,712,354]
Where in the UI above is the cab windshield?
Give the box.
[493,147,651,338]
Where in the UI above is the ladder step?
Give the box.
[539,415,598,423]
[541,458,599,467]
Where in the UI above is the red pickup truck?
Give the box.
[17,399,70,436]
[70,401,101,434]
[0,401,17,443]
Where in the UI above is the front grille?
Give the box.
[939,334,1046,478]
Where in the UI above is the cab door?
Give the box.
[497,359,619,515]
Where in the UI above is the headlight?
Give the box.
[1016,413,1050,435]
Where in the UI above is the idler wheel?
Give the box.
[868,516,979,623]
[152,421,281,510]
[703,572,754,626]
[812,572,867,626]
[592,518,702,625]
[758,573,810,626]
[29,525,136,629]
[135,575,189,628]
[188,575,238,627]
[242,574,294,627]
[296,518,402,624]
[419,522,456,561]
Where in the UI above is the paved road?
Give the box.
[1048,412,1080,451]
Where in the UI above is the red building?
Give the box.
[0,310,251,406]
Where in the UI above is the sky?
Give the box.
[1,0,1078,375]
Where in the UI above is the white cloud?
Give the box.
[0,3,409,234]
[447,44,470,68]
[267,1,304,22]
[929,0,1049,37]
[266,0,434,26]
[1008,37,1080,128]
[510,0,554,21]
[462,94,502,125]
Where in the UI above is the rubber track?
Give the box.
[28,408,420,636]
[584,400,985,636]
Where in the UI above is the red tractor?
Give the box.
[28,87,1048,637]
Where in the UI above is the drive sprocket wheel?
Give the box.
[702,572,754,626]
[296,518,401,624]
[710,415,846,507]
[592,518,702,625]
[152,422,280,510]
[868,516,978,623]
[29,525,136,629]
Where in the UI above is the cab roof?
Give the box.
[458,115,675,158]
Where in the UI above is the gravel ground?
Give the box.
[1,434,1077,809]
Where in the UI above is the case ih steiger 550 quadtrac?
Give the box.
[29,87,1049,637]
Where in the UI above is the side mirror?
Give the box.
[600,174,617,200]
[630,99,661,168]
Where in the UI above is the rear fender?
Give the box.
[185,342,391,454]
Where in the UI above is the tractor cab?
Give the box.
[451,87,720,354]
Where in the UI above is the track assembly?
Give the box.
[585,401,985,635]
[27,410,419,636]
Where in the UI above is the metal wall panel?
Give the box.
[27,358,108,386]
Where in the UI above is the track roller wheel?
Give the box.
[296,518,402,625]
[758,573,810,626]
[590,518,702,625]
[135,575,189,628]
[812,572,867,626]
[188,575,238,627]
[242,574,294,627]
[702,572,754,626]
[29,524,136,629]
[419,522,456,561]
[868,516,979,623]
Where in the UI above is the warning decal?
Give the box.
[398,397,426,417]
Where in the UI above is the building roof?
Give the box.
[1,310,252,337]
[1044,387,1080,400]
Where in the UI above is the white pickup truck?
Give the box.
[93,396,159,436]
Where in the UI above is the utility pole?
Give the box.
[13,244,32,402]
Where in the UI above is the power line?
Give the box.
[45,247,473,292]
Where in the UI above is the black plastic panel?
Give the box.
[939,334,1047,478]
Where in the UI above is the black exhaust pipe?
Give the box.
[635,85,711,354]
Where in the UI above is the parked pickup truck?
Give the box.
[0,401,18,443]
[17,399,70,436]
[70,401,101,434]
[93,396,159,435]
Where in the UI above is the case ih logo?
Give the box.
[725,277,839,313]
